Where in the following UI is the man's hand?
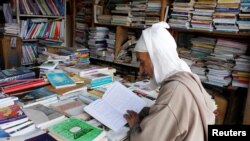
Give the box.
[124,110,139,128]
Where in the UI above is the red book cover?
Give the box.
[53,21,60,39]
[2,80,48,94]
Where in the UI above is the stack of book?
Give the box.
[168,0,194,29]
[88,27,109,58]
[15,87,58,108]
[213,0,240,32]
[205,38,247,87]
[191,36,216,59]
[4,23,19,36]
[76,0,92,23]
[58,48,90,64]
[50,99,91,120]
[191,0,216,31]
[74,23,88,48]
[130,0,147,28]
[237,0,250,31]
[23,104,66,130]
[232,55,250,88]
[74,0,92,48]
[0,104,36,137]
[111,4,132,26]
[105,31,116,62]
[82,73,113,89]
[145,0,161,26]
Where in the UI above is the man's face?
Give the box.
[136,52,154,79]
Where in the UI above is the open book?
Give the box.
[84,82,145,131]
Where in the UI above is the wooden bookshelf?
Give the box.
[0,35,22,69]
[90,56,139,68]
[170,28,250,38]
[166,0,250,124]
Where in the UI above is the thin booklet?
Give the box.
[84,82,146,131]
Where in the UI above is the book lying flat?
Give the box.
[16,87,57,107]
[51,99,90,120]
[46,70,76,89]
[84,82,145,131]
[23,104,66,129]
[48,117,106,141]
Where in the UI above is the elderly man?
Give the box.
[124,22,217,141]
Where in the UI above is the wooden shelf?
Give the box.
[22,62,35,65]
[19,14,64,19]
[22,39,38,42]
[170,28,250,38]
[90,57,139,68]
[94,23,145,29]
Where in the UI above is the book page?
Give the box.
[103,82,146,114]
[84,99,127,131]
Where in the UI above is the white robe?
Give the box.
[129,72,216,141]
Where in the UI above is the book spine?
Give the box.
[0,115,27,124]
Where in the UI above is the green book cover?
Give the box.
[49,117,103,141]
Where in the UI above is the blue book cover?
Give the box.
[0,129,9,137]
[2,67,31,77]
[46,70,76,89]
[25,132,56,141]
[17,87,57,105]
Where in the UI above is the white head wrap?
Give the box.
[135,22,191,87]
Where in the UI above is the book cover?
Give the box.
[2,67,31,77]
[39,61,59,70]
[84,82,145,131]
[45,83,87,96]
[16,87,57,105]
[51,99,90,120]
[46,70,76,89]
[0,129,10,137]
[25,132,57,141]
[0,105,27,124]
[48,117,105,141]
[23,104,65,128]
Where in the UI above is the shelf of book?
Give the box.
[170,28,250,38]
[19,14,64,19]
[166,0,250,124]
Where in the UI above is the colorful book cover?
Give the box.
[0,104,27,124]
[46,70,76,89]
[49,117,104,141]
[17,87,57,105]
